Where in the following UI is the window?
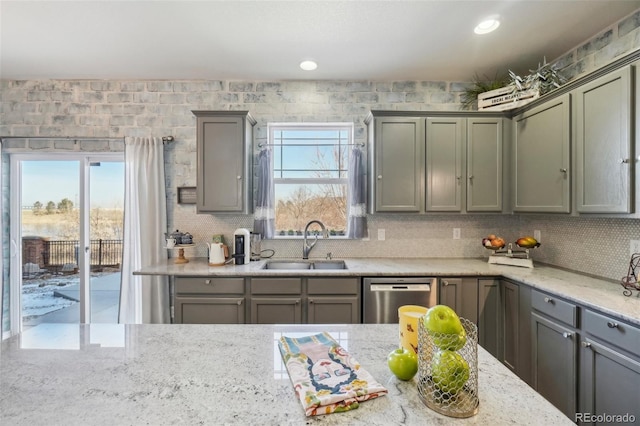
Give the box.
[269,123,353,237]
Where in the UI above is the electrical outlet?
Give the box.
[630,240,640,256]
[453,228,461,239]
[378,229,385,241]
[534,230,541,241]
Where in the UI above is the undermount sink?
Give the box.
[310,260,347,270]
[262,260,347,270]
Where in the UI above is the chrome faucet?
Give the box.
[302,220,329,259]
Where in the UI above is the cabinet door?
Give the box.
[467,118,503,212]
[374,117,424,212]
[501,280,532,386]
[194,111,254,213]
[250,297,302,324]
[575,66,632,213]
[478,278,502,359]
[531,312,577,418]
[439,278,478,324]
[513,94,571,212]
[174,297,245,324]
[426,117,464,211]
[307,296,360,324]
[579,338,640,424]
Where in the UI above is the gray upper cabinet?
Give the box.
[575,66,632,213]
[193,111,256,213]
[426,118,464,211]
[513,94,571,213]
[466,118,503,212]
[426,117,503,212]
[371,116,424,212]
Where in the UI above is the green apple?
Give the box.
[430,350,470,395]
[387,347,418,381]
[423,305,467,351]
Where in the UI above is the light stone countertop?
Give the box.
[135,257,640,326]
[0,323,572,426]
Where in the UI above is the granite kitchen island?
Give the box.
[0,323,572,425]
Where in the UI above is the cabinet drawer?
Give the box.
[583,309,640,355]
[531,290,577,327]
[308,278,359,295]
[251,278,302,295]
[175,277,245,295]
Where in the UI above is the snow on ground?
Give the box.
[21,272,114,320]
[22,276,79,319]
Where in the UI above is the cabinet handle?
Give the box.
[607,321,619,329]
[563,332,572,339]
[204,279,212,285]
[468,175,473,180]
[443,280,449,286]
[560,168,567,173]
[620,158,630,164]
[544,297,553,303]
[581,341,591,348]
[309,299,314,304]
[237,300,242,305]
[295,299,300,304]
[377,175,382,180]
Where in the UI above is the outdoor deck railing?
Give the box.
[44,239,122,267]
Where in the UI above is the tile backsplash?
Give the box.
[174,206,639,282]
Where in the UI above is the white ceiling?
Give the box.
[1,0,640,82]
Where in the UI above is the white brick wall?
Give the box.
[1,12,639,283]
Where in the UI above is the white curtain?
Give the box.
[119,137,169,324]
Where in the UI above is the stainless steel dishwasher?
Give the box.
[363,277,438,323]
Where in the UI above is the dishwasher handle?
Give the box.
[369,284,431,291]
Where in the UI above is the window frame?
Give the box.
[267,122,354,239]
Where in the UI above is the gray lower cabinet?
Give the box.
[174,277,246,324]
[513,94,571,213]
[579,309,640,424]
[531,290,578,418]
[575,66,632,213]
[501,280,532,386]
[478,278,502,359]
[250,278,303,324]
[438,277,478,324]
[307,278,360,324]
[193,111,256,213]
[477,278,532,385]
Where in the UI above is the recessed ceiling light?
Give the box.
[474,16,500,35]
[300,60,318,71]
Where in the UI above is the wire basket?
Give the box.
[417,317,479,418]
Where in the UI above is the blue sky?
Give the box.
[22,161,124,208]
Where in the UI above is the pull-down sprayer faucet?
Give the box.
[302,220,329,259]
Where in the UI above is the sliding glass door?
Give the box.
[10,154,124,332]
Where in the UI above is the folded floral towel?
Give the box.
[278,332,387,416]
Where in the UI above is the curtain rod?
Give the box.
[0,136,175,143]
